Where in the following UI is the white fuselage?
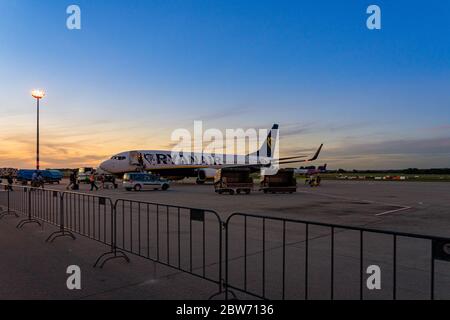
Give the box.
[99,150,271,176]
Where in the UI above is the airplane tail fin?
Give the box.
[255,124,279,159]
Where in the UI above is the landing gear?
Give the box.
[196,179,205,185]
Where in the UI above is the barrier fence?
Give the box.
[224,213,450,300]
[61,192,114,246]
[0,184,223,297]
[1,184,450,300]
[112,199,222,287]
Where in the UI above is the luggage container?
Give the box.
[214,168,253,195]
[260,168,297,193]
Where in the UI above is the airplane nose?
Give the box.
[100,160,113,173]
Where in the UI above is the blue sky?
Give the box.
[0,0,449,169]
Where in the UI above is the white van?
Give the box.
[123,172,170,191]
[77,167,94,184]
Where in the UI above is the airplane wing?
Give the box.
[222,144,323,169]
[277,144,323,161]
[272,144,323,165]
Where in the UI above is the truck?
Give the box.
[214,168,253,195]
[16,169,63,185]
[260,169,297,193]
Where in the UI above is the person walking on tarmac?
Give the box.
[111,175,118,189]
[37,172,45,188]
[31,171,38,187]
[6,173,14,191]
[89,171,99,191]
[66,170,77,190]
[31,171,44,188]
[137,153,145,171]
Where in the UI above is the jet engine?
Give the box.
[196,168,218,184]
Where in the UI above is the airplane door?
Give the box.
[129,151,140,166]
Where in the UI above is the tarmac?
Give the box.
[44,179,450,236]
[1,180,449,299]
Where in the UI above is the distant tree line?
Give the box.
[333,168,450,174]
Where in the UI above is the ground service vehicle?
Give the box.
[260,168,297,193]
[16,169,63,185]
[77,167,94,184]
[306,175,322,187]
[123,172,170,191]
[0,168,18,178]
[214,168,253,195]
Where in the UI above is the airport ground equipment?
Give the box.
[214,168,253,195]
[1,183,450,300]
[0,168,18,178]
[77,167,94,184]
[16,169,63,185]
[98,174,118,189]
[306,175,322,187]
[260,168,297,193]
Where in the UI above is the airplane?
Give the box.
[294,163,327,176]
[99,124,323,184]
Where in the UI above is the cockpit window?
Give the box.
[111,155,126,160]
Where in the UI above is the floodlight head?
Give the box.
[31,89,45,99]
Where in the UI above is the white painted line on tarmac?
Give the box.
[375,206,412,216]
[298,190,373,204]
[298,190,413,217]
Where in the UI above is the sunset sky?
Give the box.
[1,0,449,170]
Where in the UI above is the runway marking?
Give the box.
[374,205,412,216]
[297,190,413,216]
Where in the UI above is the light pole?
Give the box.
[31,89,45,171]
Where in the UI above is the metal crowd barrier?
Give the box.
[60,191,113,245]
[0,184,55,228]
[0,185,223,297]
[2,183,450,300]
[95,199,223,295]
[224,213,450,300]
[0,184,19,219]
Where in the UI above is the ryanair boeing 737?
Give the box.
[99,124,323,184]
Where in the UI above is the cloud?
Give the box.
[427,124,450,133]
[329,137,450,156]
[315,136,450,169]
[279,121,371,140]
